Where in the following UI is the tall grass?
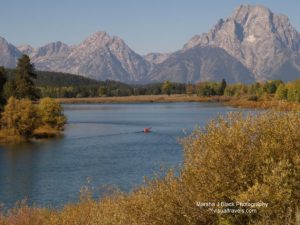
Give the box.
[0,111,299,225]
[226,99,300,111]
[56,94,226,104]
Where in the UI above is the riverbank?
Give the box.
[225,98,300,111]
[56,94,226,104]
[57,94,300,111]
[0,126,64,144]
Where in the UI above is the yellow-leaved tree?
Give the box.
[34,97,66,136]
[1,97,37,137]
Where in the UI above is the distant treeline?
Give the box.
[4,69,185,97]
[5,69,100,87]
[3,68,300,102]
[39,81,186,98]
[39,76,300,103]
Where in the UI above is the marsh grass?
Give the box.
[57,94,300,112]
[226,99,300,111]
[56,94,225,104]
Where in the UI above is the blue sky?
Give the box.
[1,0,300,54]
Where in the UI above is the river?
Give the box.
[0,102,253,208]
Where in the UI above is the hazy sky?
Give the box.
[1,0,300,54]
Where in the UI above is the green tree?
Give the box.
[218,79,227,95]
[263,80,282,94]
[0,67,6,92]
[224,83,248,97]
[1,97,37,137]
[3,79,17,99]
[275,83,288,100]
[286,80,300,102]
[162,81,173,95]
[196,82,216,96]
[37,97,66,130]
[15,55,39,100]
[0,67,7,107]
[249,82,264,97]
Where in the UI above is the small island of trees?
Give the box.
[0,55,66,143]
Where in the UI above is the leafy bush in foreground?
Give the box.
[181,111,300,224]
[0,111,299,224]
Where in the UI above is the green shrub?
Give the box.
[287,80,300,102]
[275,83,288,100]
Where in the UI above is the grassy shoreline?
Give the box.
[0,127,64,144]
[225,98,300,111]
[56,94,300,111]
[56,94,227,104]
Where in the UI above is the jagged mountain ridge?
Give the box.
[18,32,151,83]
[184,5,300,81]
[0,32,255,83]
[0,4,300,83]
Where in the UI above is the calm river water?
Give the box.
[0,102,252,208]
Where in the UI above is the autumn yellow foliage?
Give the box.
[0,111,299,225]
[0,97,66,142]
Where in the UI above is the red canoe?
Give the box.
[143,128,151,133]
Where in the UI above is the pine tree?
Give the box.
[218,78,227,95]
[0,67,6,91]
[0,66,7,107]
[15,55,39,100]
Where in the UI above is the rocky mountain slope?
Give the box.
[18,32,151,83]
[184,5,300,81]
[1,5,300,83]
[144,53,170,64]
[147,46,255,83]
[0,37,22,68]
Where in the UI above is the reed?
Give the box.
[56,94,226,104]
[226,99,300,111]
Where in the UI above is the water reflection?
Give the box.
[0,102,253,208]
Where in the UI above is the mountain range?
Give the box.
[1,5,300,83]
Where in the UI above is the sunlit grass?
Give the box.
[56,94,225,104]
[226,98,300,111]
